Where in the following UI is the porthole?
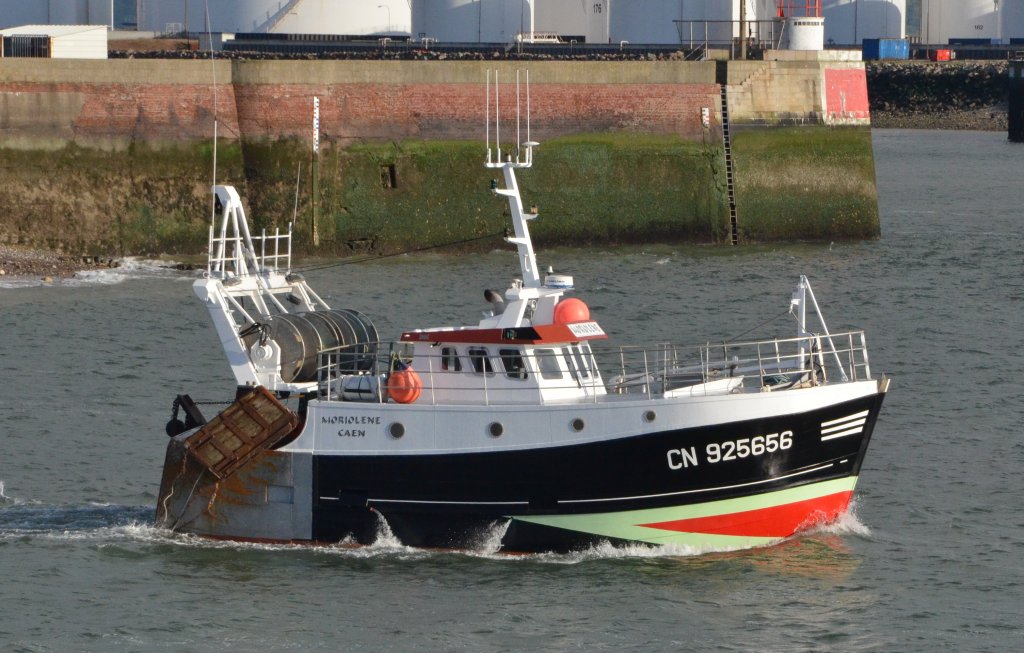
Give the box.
[644,410,656,423]
[488,422,504,437]
[570,418,585,432]
[389,422,405,439]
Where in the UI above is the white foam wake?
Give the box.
[0,257,197,289]
[65,257,197,286]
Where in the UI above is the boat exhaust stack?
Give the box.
[484,288,506,315]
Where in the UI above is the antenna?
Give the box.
[526,69,531,158]
[495,70,500,163]
[206,0,218,226]
[485,69,536,170]
[516,70,521,163]
[485,69,491,164]
[292,161,301,224]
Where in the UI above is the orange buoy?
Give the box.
[554,297,590,324]
[387,366,422,404]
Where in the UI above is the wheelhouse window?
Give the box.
[563,345,591,380]
[468,347,494,375]
[499,348,527,380]
[441,346,462,372]
[573,344,592,378]
[535,348,563,380]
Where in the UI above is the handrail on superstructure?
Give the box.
[313,327,873,406]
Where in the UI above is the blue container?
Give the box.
[862,38,909,61]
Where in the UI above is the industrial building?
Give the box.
[0,24,108,58]
[0,1,413,36]
[1,1,1021,49]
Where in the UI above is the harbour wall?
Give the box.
[0,58,878,255]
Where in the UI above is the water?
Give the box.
[1,130,1022,652]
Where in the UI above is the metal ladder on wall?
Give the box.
[720,86,739,245]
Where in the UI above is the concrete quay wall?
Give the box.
[0,58,878,253]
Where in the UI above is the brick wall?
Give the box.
[1,58,870,145]
[232,81,720,142]
[0,60,721,146]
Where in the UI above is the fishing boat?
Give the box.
[156,74,889,553]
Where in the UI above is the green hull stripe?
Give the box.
[512,476,858,550]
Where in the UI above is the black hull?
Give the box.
[311,393,886,552]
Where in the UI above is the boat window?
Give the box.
[535,348,563,380]
[562,349,576,380]
[499,348,527,380]
[441,346,462,372]
[468,347,494,375]
[572,345,591,379]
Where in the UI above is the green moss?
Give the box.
[730,126,879,241]
[326,135,727,253]
[0,127,878,254]
[0,141,244,254]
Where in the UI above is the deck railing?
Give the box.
[314,330,871,405]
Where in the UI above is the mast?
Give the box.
[485,70,541,289]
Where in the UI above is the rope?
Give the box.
[723,308,795,344]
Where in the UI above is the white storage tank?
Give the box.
[534,0,605,44]
[0,0,113,29]
[614,0,740,46]
[412,0,533,43]
[0,1,45,29]
[137,0,410,36]
[921,0,1000,44]
[611,0,735,46]
[821,0,906,45]
[1001,0,1024,43]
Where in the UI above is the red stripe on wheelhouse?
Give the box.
[638,491,853,538]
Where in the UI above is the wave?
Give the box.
[0,482,871,565]
[0,258,198,289]
[64,258,198,286]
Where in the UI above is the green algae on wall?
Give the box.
[325,135,728,252]
[0,141,243,255]
[0,126,878,256]
[730,126,879,242]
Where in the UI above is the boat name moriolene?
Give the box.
[156,71,889,553]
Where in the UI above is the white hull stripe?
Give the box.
[820,410,869,428]
[557,463,834,505]
[820,410,869,441]
[321,496,531,507]
[342,464,837,508]
[821,426,864,441]
[821,417,866,435]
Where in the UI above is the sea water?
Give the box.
[1,130,1022,652]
